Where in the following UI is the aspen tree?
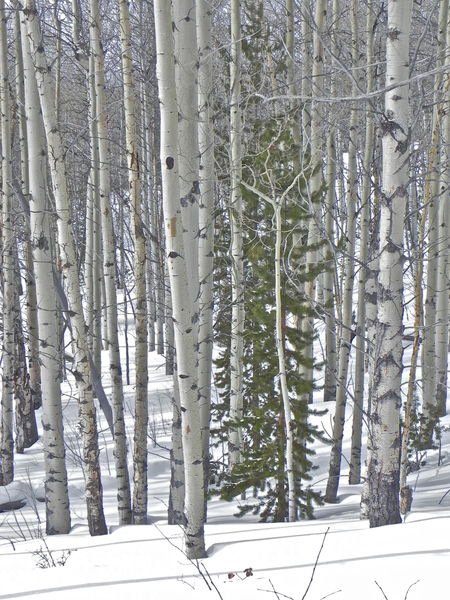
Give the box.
[154,0,206,559]
[84,52,99,365]
[90,0,131,525]
[422,0,449,434]
[368,0,412,528]
[349,0,376,485]
[20,7,71,534]
[0,0,15,486]
[117,0,148,524]
[229,0,245,467]
[322,0,338,404]
[196,0,214,497]
[300,5,312,157]
[140,81,156,354]
[14,8,41,412]
[13,281,38,453]
[300,0,326,402]
[22,0,107,536]
[434,8,450,419]
[325,0,359,503]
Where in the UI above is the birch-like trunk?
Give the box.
[434,11,450,419]
[196,0,214,499]
[23,0,107,536]
[0,0,15,486]
[325,0,359,503]
[274,203,295,521]
[368,0,412,528]
[90,0,131,525]
[322,0,339,404]
[15,9,41,411]
[168,371,185,524]
[21,11,71,534]
[349,0,375,485]
[154,0,206,559]
[141,81,156,353]
[229,0,245,467]
[300,0,326,402]
[300,6,312,158]
[118,0,149,524]
[422,0,449,432]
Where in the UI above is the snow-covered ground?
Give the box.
[1,330,449,600]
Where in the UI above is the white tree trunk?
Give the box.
[300,0,327,402]
[117,0,149,524]
[90,0,131,525]
[23,0,107,536]
[325,0,359,503]
[322,0,339,404]
[368,0,412,528]
[21,5,71,534]
[15,9,41,411]
[0,0,15,485]
[229,0,245,467]
[422,0,449,431]
[349,0,375,485]
[154,0,206,559]
[196,0,214,497]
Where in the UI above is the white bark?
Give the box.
[23,0,107,536]
[368,0,412,528]
[154,0,206,559]
[196,0,214,493]
[422,0,449,430]
[90,0,131,525]
[229,0,245,467]
[300,0,327,402]
[322,0,339,405]
[21,6,71,534]
[435,189,450,414]
[434,9,450,419]
[118,0,149,524]
[0,0,15,485]
[14,9,41,411]
[349,0,375,485]
[325,0,358,503]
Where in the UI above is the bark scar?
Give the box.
[169,217,176,237]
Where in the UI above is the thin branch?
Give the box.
[404,580,420,600]
[255,63,450,104]
[301,527,330,600]
[374,581,390,600]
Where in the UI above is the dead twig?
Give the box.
[375,580,389,600]
[301,527,330,600]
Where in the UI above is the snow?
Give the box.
[1,337,450,600]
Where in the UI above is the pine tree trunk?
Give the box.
[368,0,412,529]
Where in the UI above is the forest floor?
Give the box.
[0,335,449,599]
